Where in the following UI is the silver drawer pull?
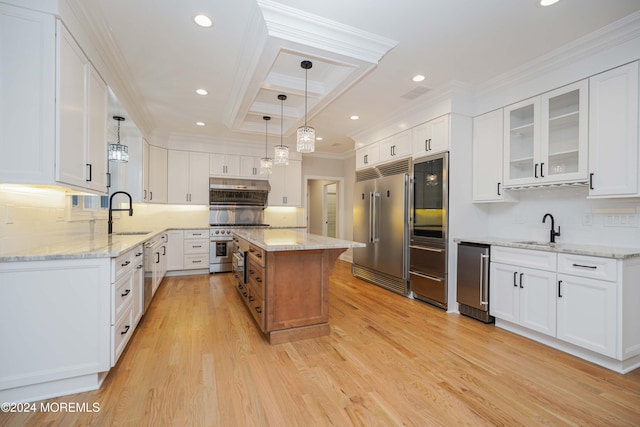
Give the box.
[572,263,597,269]
[410,271,443,282]
[409,245,444,253]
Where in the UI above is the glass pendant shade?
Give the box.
[296,60,315,153]
[296,126,315,153]
[274,145,289,165]
[260,157,273,175]
[108,116,128,163]
[274,94,289,165]
[261,115,272,175]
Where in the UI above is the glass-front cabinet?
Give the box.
[503,80,588,187]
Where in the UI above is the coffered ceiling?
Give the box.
[72,0,640,155]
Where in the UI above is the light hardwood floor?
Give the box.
[2,260,640,426]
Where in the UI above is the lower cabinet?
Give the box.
[166,229,210,273]
[490,246,640,372]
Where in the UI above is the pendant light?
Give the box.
[296,60,315,153]
[274,94,289,165]
[260,116,273,175]
[108,116,128,162]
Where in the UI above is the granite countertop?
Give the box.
[233,229,365,252]
[0,228,174,262]
[453,237,640,259]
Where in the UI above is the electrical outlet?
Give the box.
[605,214,639,227]
[583,213,593,226]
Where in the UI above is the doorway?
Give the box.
[307,179,341,238]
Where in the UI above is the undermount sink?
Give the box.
[112,231,151,236]
[514,240,553,246]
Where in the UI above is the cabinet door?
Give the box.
[240,156,260,178]
[539,80,588,184]
[557,273,617,357]
[489,262,519,323]
[268,159,302,206]
[588,61,639,198]
[142,139,150,201]
[412,115,449,157]
[188,152,210,204]
[379,130,412,162]
[0,4,56,184]
[165,230,184,271]
[355,144,380,170]
[504,98,540,186]
[518,266,556,337]
[168,150,190,204]
[210,154,240,176]
[133,255,144,325]
[148,145,167,203]
[56,23,89,189]
[86,67,108,193]
[472,110,514,202]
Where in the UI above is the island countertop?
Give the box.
[233,229,365,252]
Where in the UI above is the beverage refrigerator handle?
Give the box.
[480,253,489,305]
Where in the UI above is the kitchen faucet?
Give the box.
[108,191,133,234]
[542,213,561,244]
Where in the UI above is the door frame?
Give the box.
[304,175,344,238]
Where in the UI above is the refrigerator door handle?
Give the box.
[373,192,381,243]
[368,192,374,243]
[410,271,443,282]
[480,253,489,305]
[409,245,444,253]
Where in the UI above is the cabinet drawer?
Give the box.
[183,253,208,269]
[248,275,265,302]
[557,253,617,282]
[111,305,134,366]
[184,230,207,239]
[184,238,208,254]
[491,246,557,271]
[113,250,135,282]
[112,273,135,323]
[248,244,266,267]
[248,296,266,332]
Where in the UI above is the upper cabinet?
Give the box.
[379,130,412,163]
[355,143,380,170]
[412,115,449,158]
[269,160,302,206]
[472,110,517,203]
[0,4,108,194]
[240,156,267,179]
[503,80,588,188]
[210,154,240,177]
[167,150,209,205]
[588,61,639,198]
[147,145,167,204]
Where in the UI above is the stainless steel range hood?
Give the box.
[209,178,270,207]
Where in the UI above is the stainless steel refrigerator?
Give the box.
[352,161,409,295]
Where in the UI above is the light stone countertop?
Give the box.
[453,237,640,259]
[0,228,183,262]
[234,229,365,252]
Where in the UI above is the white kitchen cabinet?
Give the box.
[503,80,588,188]
[269,159,302,206]
[355,143,380,170]
[165,230,184,271]
[183,230,209,270]
[148,145,167,204]
[472,109,517,202]
[168,150,209,204]
[490,247,557,337]
[210,153,241,177]
[412,115,449,157]
[0,258,111,401]
[379,130,412,163]
[142,139,150,202]
[241,156,268,179]
[56,23,108,194]
[588,61,639,198]
[0,5,108,194]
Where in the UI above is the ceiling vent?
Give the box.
[401,86,431,100]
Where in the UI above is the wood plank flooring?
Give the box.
[2,260,640,426]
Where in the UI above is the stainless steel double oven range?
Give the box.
[410,152,449,309]
[208,178,270,273]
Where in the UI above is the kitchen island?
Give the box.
[232,229,364,344]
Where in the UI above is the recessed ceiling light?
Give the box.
[196,122,205,126]
[194,14,213,28]
[539,0,560,6]
[350,115,359,120]
[412,74,425,82]
[196,89,208,95]
[316,137,323,141]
